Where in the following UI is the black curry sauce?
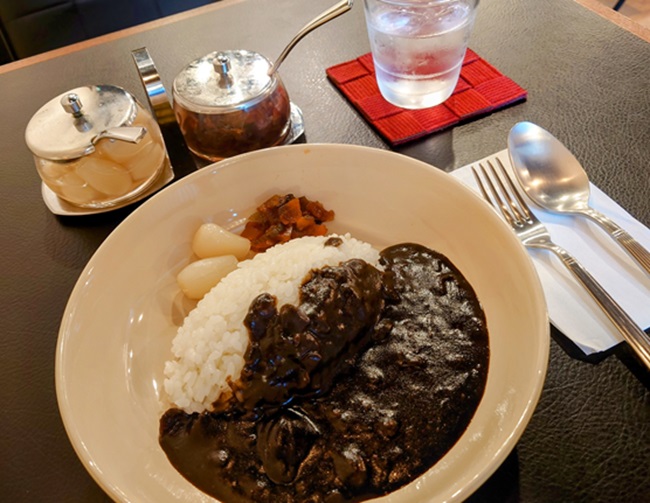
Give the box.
[160,242,489,502]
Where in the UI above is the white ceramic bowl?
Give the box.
[55,143,549,502]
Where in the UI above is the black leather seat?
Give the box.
[0,0,218,63]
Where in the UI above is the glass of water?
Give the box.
[363,0,479,109]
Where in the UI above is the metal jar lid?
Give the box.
[25,85,138,161]
[172,49,277,114]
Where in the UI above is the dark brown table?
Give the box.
[1,0,648,501]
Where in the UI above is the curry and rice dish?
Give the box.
[160,196,489,502]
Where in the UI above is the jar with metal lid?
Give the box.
[25,84,168,209]
[172,49,291,161]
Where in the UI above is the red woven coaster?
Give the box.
[326,49,527,145]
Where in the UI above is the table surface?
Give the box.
[1,0,649,501]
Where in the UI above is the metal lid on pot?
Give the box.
[172,49,276,114]
[25,85,138,161]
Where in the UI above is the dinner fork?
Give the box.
[472,158,650,370]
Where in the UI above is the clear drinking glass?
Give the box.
[363,0,479,109]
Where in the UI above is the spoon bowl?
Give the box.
[508,122,591,212]
[508,121,650,275]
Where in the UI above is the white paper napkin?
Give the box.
[452,149,650,355]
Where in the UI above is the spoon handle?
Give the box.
[268,0,353,76]
[581,207,650,276]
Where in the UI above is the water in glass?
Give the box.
[364,0,477,109]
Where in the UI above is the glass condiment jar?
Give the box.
[172,49,291,161]
[25,84,167,209]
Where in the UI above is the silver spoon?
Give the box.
[268,0,354,76]
[508,121,650,276]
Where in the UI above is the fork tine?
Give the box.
[471,163,517,226]
[483,160,527,224]
[491,158,533,222]
[470,166,491,202]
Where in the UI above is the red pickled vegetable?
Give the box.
[241,194,335,252]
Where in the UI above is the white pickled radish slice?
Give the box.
[75,157,133,196]
[37,158,70,181]
[57,172,103,205]
[177,255,239,299]
[192,223,251,260]
[127,141,165,181]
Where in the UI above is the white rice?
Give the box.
[164,234,380,413]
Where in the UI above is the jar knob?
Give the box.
[61,93,84,117]
[213,53,233,88]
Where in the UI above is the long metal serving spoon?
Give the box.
[508,121,650,276]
